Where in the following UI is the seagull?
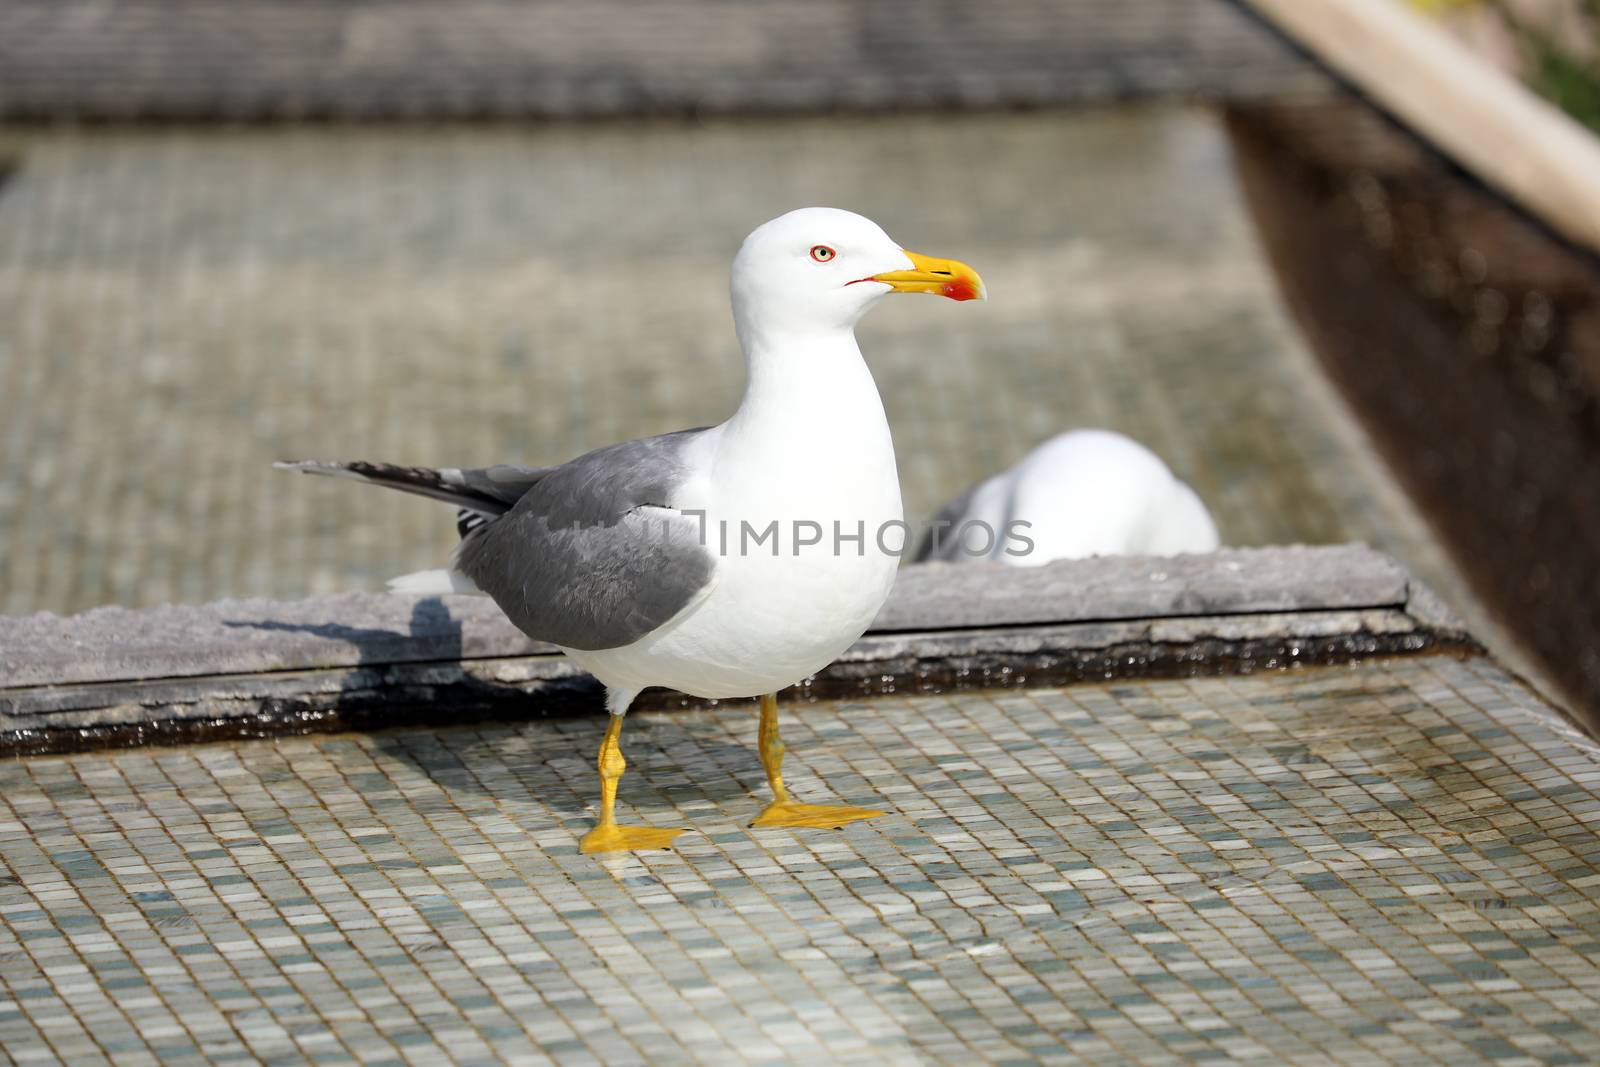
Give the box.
[277,207,984,853]
[912,429,1219,565]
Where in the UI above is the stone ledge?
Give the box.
[0,545,1480,754]
[1,544,1417,686]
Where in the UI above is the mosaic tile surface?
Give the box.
[3,655,1599,1065]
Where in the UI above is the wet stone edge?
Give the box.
[0,626,1482,758]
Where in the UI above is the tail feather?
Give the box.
[276,458,549,594]
[273,459,548,516]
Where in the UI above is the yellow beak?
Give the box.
[870,250,986,302]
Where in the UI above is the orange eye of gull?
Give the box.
[810,245,836,262]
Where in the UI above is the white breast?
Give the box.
[567,346,903,700]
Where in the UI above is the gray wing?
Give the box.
[453,429,716,651]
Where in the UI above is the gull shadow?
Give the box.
[221,596,603,724]
[223,596,464,665]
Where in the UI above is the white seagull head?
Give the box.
[730,207,985,348]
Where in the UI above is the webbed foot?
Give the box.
[751,801,883,831]
[580,824,689,854]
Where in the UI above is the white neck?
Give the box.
[728,329,880,433]
[712,327,901,521]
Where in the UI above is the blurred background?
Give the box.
[1,0,1598,719]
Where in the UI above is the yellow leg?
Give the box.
[751,693,883,831]
[579,715,688,854]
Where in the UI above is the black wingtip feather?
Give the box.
[272,458,510,516]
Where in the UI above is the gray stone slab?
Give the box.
[1,545,1413,689]
[1,590,544,688]
[0,606,1429,721]
[873,542,1410,631]
[0,545,1482,754]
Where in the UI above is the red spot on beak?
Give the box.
[940,278,980,302]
